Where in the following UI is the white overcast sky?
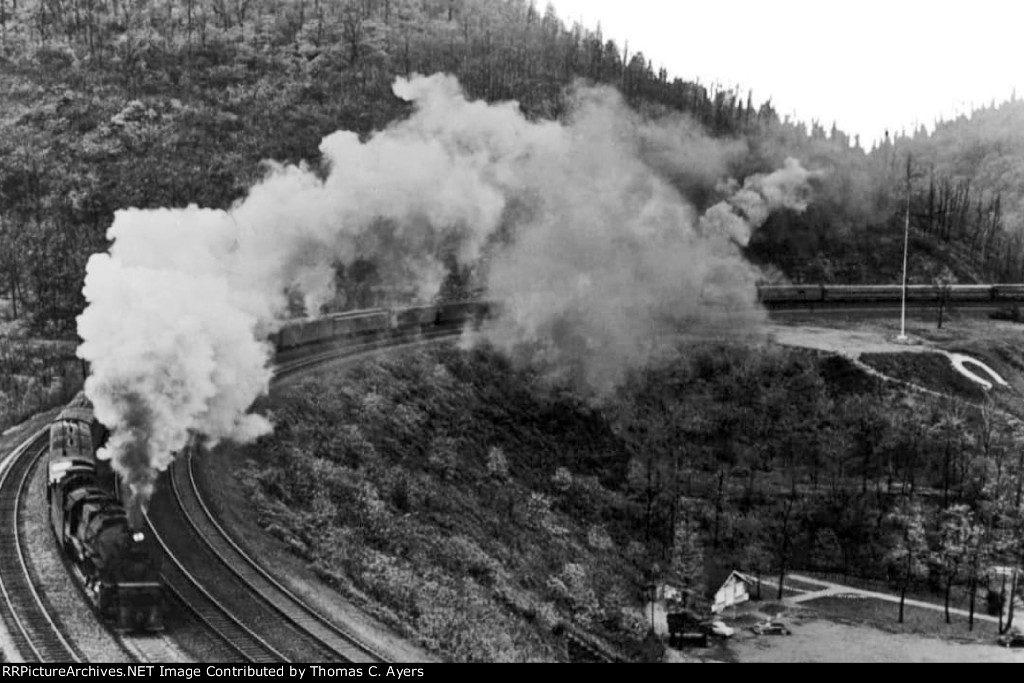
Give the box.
[546,0,1024,147]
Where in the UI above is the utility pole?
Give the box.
[898,154,912,342]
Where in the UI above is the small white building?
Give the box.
[712,571,755,614]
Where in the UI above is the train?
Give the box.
[269,283,1024,353]
[40,300,488,633]
[269,299,491,353]
[46,283,1017,633]
[46,393,164,633]
[755,283,1024,306]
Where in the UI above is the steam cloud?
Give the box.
[77,73,815,501]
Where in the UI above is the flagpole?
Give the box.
[898,155,911,342]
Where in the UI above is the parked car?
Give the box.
[667,611,710,648]
[669,631,709,649]
[751,619,792,636]
[703,619,735,638]
[997,632,1024,648]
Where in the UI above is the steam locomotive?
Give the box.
[47,393,164,633]
[43,301,486,632]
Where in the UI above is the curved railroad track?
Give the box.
[163,449,386,662]
[0,319,469,663]
[0,430,84,663]
[145,321,469,663]
[115,632,191,664]
[143,498,289,663]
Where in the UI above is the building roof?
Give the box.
[719,570,756,589]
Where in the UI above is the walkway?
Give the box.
[781,573,1001,625]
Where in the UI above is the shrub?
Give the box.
[487,446,510,480]
[428,436,460,481]
[552,466,573,492]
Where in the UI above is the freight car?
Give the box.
[436,300,490,327]
[755,285,824,304]
[944,285,995,301]
[272,300,492,353]
[47,393,163,632]
[393,305,441,329]
[273,308,391,350]
[821,284,904,302]
[993,284,1024,300]
[757,283,1024,306]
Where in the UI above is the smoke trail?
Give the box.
[77,73,816,499]
[480,93,815,391]
[701,157,816,247]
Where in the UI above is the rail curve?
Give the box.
[146,319,468,662]
[0,431,84,663]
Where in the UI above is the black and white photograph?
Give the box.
[2,0,1024,666]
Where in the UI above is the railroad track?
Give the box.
[146,518,287,663]
[169,451,385,662]
[0,431,83,663]
[116,632,190,664]
[145,321,469,663]
[273,322,469,381]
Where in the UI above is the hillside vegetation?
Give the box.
[239,340,1024,660]
[1,0,1024,340]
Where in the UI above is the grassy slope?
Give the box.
[802,595,999,642]
[860,352,987,402]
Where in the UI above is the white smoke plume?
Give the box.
[701,157,816,246]
[77,73,816,499]
[480,97,815,391]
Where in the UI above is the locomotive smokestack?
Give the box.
[126,494,145,532]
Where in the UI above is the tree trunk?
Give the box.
[1006,571,1018,634]
[999,574,1007,633]
[969,573,977,631]
[899,581,907,624]
[899,553,910,624]
[942,440,951,506]
[776,498,794,601]
[945,575,953,624]
[1016,449,1024,511]
[644,456,653,544]
[713,470,724,549]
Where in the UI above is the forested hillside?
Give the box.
[238,338,1024,660]
[0,0,1022,336]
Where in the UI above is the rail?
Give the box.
[0,431,83,663]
